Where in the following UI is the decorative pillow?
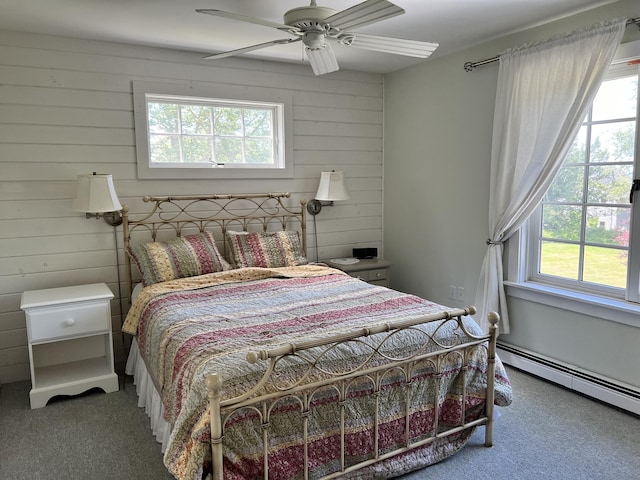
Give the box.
[128,232,231,286]
[226,230,308,268]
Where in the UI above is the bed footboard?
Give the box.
[206,307,500,480]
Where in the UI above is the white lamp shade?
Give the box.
[71,173,122,213]
[315,171,350,201]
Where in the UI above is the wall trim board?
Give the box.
[497,342,640,416]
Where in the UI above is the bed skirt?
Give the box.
[125,338,172,453]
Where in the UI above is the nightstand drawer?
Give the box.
[351,268,387,282]
[26,301,110,342]
[325,259,392,287]
[367,269,387,281]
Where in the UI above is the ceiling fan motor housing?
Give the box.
[283,5,337,28]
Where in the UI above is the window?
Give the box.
[147,97,280,169]
[526,62,640,302]
[133,81,293,180]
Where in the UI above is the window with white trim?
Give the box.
[133,81,293,180]
[526,62,640,302]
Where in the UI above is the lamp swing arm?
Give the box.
[306,171,350,217]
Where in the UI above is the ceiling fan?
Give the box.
[196,0,438,75]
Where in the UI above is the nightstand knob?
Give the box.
[65,318,76,327]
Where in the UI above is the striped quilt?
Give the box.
[123,265,512,480]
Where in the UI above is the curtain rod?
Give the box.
[463,16,640,72]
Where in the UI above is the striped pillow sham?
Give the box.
[226,230,308,268]
[128,232,231,286]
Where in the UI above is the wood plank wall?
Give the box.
[0,31,384,384]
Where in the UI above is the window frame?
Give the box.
[133,81,294,180]
[526,61,639,299]
[507,40,640,326]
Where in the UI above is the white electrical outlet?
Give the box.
[449,285,456,300]
[456,287,465,302]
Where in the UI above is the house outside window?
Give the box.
[525,62,640,303]
[133,81,293,180]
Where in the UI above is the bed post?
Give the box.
[205,374,224,480]
[484,311,500,447]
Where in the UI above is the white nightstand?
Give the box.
[325,258,392,287]
[20,283,119,409]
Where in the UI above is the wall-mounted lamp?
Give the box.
[71,172,123,226]
[307,171,350,216]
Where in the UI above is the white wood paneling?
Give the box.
[0,30,384,384]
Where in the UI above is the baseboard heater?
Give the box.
[497,341,640,416]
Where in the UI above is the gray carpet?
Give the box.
[0,367,638,480]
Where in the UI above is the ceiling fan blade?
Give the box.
[203,38,301,60]
[196,9,298,33]
[306,43,339,76]
[346,33,438,58]
[323,0,404,31]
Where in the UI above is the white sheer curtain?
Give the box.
[474,18,627,334]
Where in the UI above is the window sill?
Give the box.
[504,281,640,329]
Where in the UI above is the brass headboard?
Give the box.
[122,192,307,300]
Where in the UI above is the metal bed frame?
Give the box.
[206,308,499,480]
[121,192,499,480]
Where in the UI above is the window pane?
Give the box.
[542,205,582,241]
[148,103,178,133]
[214,108,243,136]
[585,206,629,247]
[183,136,213,163]
[149,134,180,163]
[592,76,637,121]
[564,126,587,164]
[590,121,636,163]
[244,109,272,137]
[181,105,212,135]
[583,245,627,288]
[545,165,584,203]
[586,164,633,204]
[215,137,243,164]
[540,241,579,280]
[245,138,273,163]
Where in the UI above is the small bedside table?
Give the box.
[20,283,119,409]
[325,258,392,287]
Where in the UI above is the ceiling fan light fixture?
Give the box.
[306,43,339,75]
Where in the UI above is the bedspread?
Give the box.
[123,265,512,480]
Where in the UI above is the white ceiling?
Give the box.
[0,0,615,74]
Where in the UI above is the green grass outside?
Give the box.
[540,242,627,288]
